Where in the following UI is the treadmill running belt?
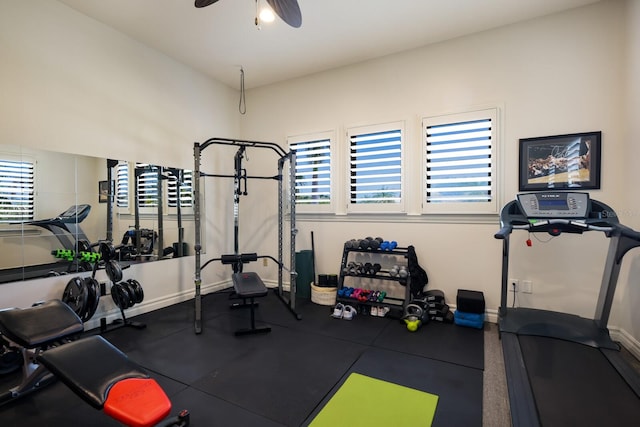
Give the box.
[519,335,640,425]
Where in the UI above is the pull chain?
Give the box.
[239,67,246,115]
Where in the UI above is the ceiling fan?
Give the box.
[194,0,302,28]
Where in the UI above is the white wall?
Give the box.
[0,0,240,326]
[240,0,640,345]
[610,0,640,352]
[0,0,638,352]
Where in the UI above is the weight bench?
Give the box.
[0,300,189,427]
[202,253,271,336]
[231,272,270,336]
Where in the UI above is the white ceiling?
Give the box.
[57,0,600,90]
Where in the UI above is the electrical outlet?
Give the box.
[263,258,268,267]
[509,279,520,292]
[521,280,533,294]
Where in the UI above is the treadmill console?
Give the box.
[517,192,589,219]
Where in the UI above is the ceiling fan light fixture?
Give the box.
[259,6,276,23]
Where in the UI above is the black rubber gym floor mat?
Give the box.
[97,300,195,353]
[168,386,287,427]
[520,335,640,426]
[123,314,263,385]
[0,376,94,426]
[233,292,395,345]
[190,322,367,427]
[0,296,484,426]
[373,319,485,370]
[301,347,483,427]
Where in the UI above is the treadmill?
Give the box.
[495,191,640,426]
[24,204,92,251]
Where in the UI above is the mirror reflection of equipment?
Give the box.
[0,146,198,284]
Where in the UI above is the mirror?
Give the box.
[0,145,198,283]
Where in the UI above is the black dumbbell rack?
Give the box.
[336,243,412,317]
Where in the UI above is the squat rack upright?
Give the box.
[193,137,299,334]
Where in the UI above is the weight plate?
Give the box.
[127,279,144,304]
[111,282,130,310]
[99,241,116,262]
[83,277,101,321]
[62,277,89,318]
[82,277,95,322]
[0,345,23,375]
[90,278,101,318]
[105,260,123,283]
[122,281,137,307]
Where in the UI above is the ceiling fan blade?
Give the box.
[266,0,302,28]
[194,0,220,8]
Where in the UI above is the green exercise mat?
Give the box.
[309,372,439,427]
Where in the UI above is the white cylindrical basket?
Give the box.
[311,283,337,306]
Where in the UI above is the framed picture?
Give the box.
[98,180,112,203]
[519,131,601,191]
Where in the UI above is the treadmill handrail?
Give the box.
[495,220,614,238]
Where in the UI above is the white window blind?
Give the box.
[167,169,193,208]
[291,138,331,205]
[348,123,403,212]
[0,159,34,223]
[423,109,498,214]
[136,164,159,208]
[116,161,129,208]
[288,131,334,213]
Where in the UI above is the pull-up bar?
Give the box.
[198,137,288,158]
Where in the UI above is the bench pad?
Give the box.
[38,335,149,409]
[232,272,268,298]
[0,299,83,348]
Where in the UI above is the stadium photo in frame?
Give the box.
[519,131,601,191]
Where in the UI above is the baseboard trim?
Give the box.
[83,287,639,361]
[610,327,640,360]
[83,280,231,331]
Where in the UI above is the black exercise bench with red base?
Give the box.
[0,299,189,427]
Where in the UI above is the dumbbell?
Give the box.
[398,266,409,279]
[389,265,400,277]
[344,239,359,249]
[369,237,383,250]
[358,238,370,250]
[363,263,381,277]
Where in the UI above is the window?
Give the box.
[167,169,194,209]
[0,158,34,223]
[116,162,193,215]
[347,122,404,213]
[288,131,333,213]
[422,108,498,214]
[136,164,160,209]
[116,161,129,209]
